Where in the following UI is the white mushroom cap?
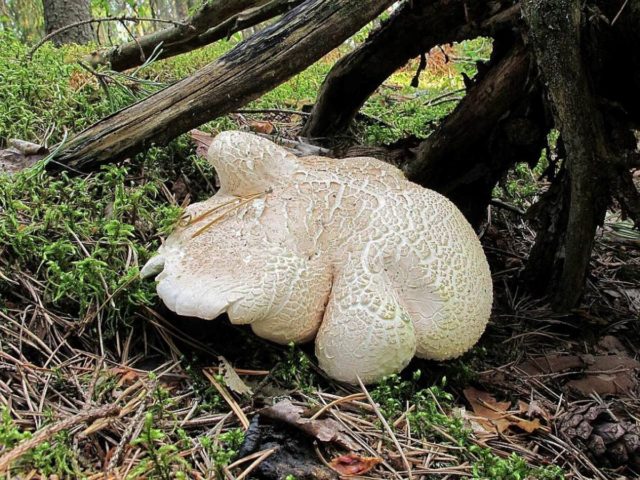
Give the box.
[143,131,493,384]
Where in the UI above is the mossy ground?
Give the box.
[2,31,636,479]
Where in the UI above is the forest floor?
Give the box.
[1,32,639,479]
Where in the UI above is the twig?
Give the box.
[106,386,152,471]
[203,369,250,429]
[234,108,311,116]
[234,448,277,480]
[119,18,145,63]
[490,198,526,215]
[309,393,367,420]
[0,404,120,473]
[28,16,190,58]
[612,0,629,25]
[357,376,413,480]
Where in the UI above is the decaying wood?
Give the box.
[29,16,189,59]
[402,42,546,226]
[87,0,267,71]
[52,0,394,171]
[522,0,614,311]
[301,0,519,140]
[87,0,302,71]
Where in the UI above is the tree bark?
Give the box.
[88,0,303,71]
[522,0,613,311]
[52,0,394,171]
[42,0,94,45]
[301,0,519,140]
[402,42,547,226]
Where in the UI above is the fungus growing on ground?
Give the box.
[142,131,493,384]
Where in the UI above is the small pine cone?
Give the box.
[560,403,640,472]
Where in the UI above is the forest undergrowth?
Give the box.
[0,32,638,479]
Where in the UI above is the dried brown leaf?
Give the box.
[463,387,544,434]
[218,356,253,396]
[0,140,47,174]
[190,129,214,157]
[260,400,360,450]
[248,120,274,134]
[329,453,382,476]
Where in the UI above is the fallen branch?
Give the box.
[51,0,394,171]
[0,404,120,473]
[88,0,303,71]
[28,16,189,58]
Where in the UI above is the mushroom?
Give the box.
[142,131,493,384]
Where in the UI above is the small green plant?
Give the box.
[199,428,245,476]
[372,372,467,442]
[470,447,564,480]
[0,406,81,477]
[271,342,318,390]
[129,411,192,480]
[183,360,225,413]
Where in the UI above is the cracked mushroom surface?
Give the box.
[142,131,493,384]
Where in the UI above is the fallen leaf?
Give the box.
[623,289,640,313]
[260,400,360,450]
[463,387,544,434]
[596,336,627,355]
[190,129,214,157]
[218,356,252,396]
[106,367,140,388]
[519,354,584,375]
[248,120,274,134]
[519,354,640,396]
[0,139,48,174]
[522,399,552,423]
[464,387,512,433]
[329,453,382,476]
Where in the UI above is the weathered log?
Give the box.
[522,0,613,311]
[52,0,394,171]
[301,0,520,140]
[402,41,546,226]
[87,0,302,71]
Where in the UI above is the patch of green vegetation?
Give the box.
[454,37,492,76]
[271,343,319,391]
[0,33,140,146]
[0,37,222,332]
[129,410,192,480]
[493,130,560,207]
[199,428,245,475]
[0,406,82,477]
[0,160,181,330]
[370,374,565,480]
[359,38,493,145]
[0,32,242,146]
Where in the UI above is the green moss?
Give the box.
[370,374,565,480]
[0,406,82,477]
